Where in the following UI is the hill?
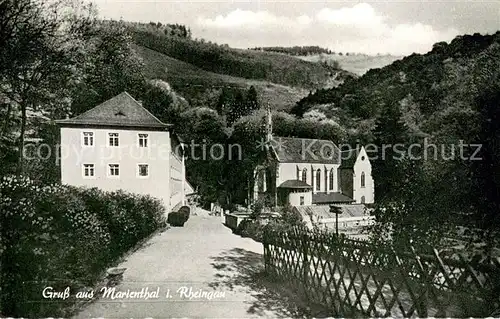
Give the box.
[292,32,500,140]
[298,53,403,76]
[134,44,311,111]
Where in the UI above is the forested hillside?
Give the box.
[122,21,354,90]
[133,44,309,111]
[292,32,500,249]
[249,46,333,56]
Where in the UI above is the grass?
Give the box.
[134,44,310,111]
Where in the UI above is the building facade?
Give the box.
[252,136,375,206]
[56,92,187,213]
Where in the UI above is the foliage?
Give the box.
[0,176,166,317]
[249,46,333,56]
[292,31,500,256]
[0,0,95,174]
[69,19,147,116]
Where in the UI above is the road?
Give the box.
[74,215,305,318]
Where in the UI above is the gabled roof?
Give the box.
[55,92,171,129]
[270,136,341,164]
[278,180,312,189]
[312,192,355,204]
[339,148,359,169]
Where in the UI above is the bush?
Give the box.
[0,176,166,317]
[167,211,186,227]
[235,218,264,242]
[178,206,190,220]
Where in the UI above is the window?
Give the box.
[316,169,321,191]
[329,168,334,190]
[83,164,94,177]
[361,196,366,204]
[300,196,304,206]
[109,164,119,177]
[108,133,119,147]
[302,168,307,183]
[361,172,366,188]
[138,134,148,147]
[138,164,149,177]
[82,132,94,146]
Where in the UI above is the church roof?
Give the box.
[339,148,360,169]
[56,92,171,129]
[312,192,355,204]
[278,180,312,189]
[271,136,341,164]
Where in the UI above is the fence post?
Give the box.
[263,228,270,274]
[302,232,309,289]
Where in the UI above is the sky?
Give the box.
[90,0,500,56]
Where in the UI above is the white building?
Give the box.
[251,107,375,206]
[56,92,188,213]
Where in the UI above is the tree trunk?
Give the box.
[0,103,12,137]
[16,103,27,176]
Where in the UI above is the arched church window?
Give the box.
[329,168,334,190]
[316,169,321,191]
[361,172,366,188]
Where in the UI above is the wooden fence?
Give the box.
[262,226,500,317]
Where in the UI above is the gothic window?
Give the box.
[361,172,366,188]
[329,168,334,190]
[316,169,321,191]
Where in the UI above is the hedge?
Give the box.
[0,176,167,317]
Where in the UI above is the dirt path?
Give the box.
[74,216,305,318]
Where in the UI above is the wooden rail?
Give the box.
[262,226,500,317]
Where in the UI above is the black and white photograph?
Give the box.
[1,0,500,317]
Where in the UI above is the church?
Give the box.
[251,108,374,207]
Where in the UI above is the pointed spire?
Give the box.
[266,102,272,142]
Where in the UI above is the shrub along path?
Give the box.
[74,215,308,318]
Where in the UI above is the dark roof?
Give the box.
[312,192,355,204]
[271,136,341,164]
[339,148,359,169]
[55,92,171,129]
[278,180,312,189]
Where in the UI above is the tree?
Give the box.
[372,101,409,203]
[0,0,94,175]
[245,85,259,113]
[142,80,176,124]
[70,20,146,116]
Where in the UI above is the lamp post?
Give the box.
[330,205,343,236]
